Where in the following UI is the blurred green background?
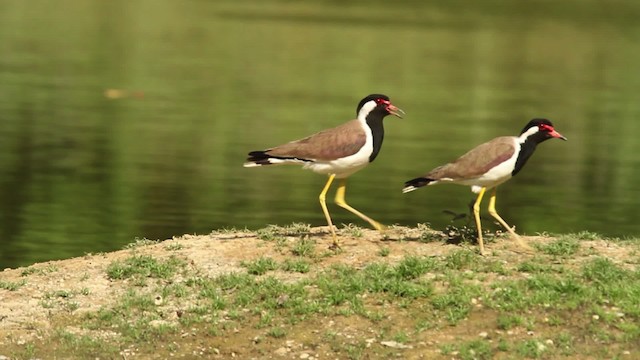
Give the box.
[1,0,639,268]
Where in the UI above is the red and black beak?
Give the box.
[549,128,567,141]
[386,103,405,118]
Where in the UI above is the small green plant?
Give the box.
[124,238,158,249]
[392,331,409,343]
[378,247,390,257]
[212,226,246,235]
[242,257,279,275]
[458,339,493,360]
[517,259,556,273]
[417,223,442,243]
[64,301,80,312]
[0,279,26,291]
[497,338,510,352]
[44,290,73,299]
[266,327,286,338]
[431,280,481,325]
[572,231,602,240]
[256,225,286,241]
[581,257,627,283]
[516,339,547,358]
[497,313,524,330]
[394,256,437,280]
[20,267,38,277]
[165,243,184,251]
[444,224,486,244]
[281,259,311,273]
[439,343,456,355]
[555,332,575,355]
[291,237,315,257]
[538,237,580,256]
[106,255,184,280]
[341,223,364,237]
[444,249,479,270]
[21,264,58,277]
[282,222,311,236]
[252,222,312,240]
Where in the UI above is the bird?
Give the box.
[244,94,405,248]
[402,118,566,255]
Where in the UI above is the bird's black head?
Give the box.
[520,118,567,143]
[356,94,404,119]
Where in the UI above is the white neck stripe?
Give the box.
[518,126,539,143]
[357,100,377,122]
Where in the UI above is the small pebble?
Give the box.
[592,315,600,320]
[274,347,288,356]
[479,331,488,338]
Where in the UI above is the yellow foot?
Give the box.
[511,234,535,254]
[328,241,342,251]
[371,221,387,232]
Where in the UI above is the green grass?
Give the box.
[281,258,311,273]
[106,255,185,280]
[291,237,316,257]
[124,238,159,249]
[455,339,493,360]
[417,223,443,243]
[255,225,286,241]
[537,236,581,256]
[8,227,640,359]
[20,264,59,277]
[241,257,279,275]
[341,223,364,238]
[0,279,26,291]
[164,243,184,251]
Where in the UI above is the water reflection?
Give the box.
[1,0,640,268]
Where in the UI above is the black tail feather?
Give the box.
[404,177,433,189]
[245,151,311,166]
[246,151,271,165]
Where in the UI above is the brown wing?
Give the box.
[425,136,516,180]
[264,120,366,161]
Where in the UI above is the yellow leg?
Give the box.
[487,188,533,251]
[473,187,487,256]
[319,174,339,248]
[334,179,386,231]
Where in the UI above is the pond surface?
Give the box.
[1,0,640,268]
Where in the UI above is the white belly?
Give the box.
[303,140,373,178]
[434,139,520,192]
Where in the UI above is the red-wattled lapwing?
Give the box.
[244,94,404,248]
[402,119,566,255]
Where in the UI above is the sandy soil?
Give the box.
[0,225,636,358]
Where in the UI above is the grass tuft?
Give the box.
[341,223,364,238]
[0,279,26,291]
[281,259,311,273]
[241,257,279,275]
[538,237,580,256]
[106,255,185,280]
[291,238,315,257]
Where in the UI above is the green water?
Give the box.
[1,0,640,268]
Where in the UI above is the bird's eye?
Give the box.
[539,124,553,132]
